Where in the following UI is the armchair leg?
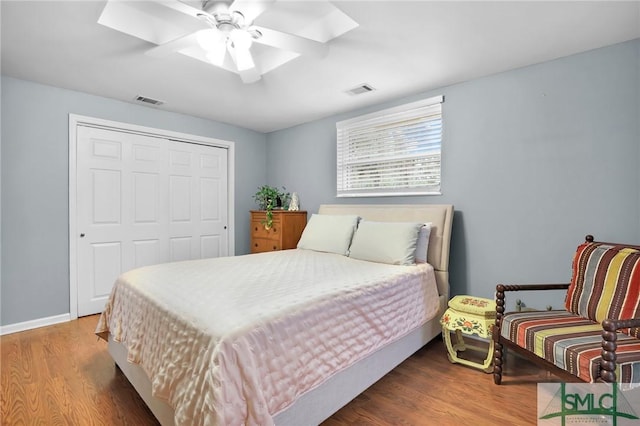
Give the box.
[493,340,503,384]
[494,284,506,385]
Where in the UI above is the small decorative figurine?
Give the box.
[288,192,299,211]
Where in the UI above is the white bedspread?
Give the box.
[96,249,439,426]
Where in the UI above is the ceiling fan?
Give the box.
[141,0,334,84]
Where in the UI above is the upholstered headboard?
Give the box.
[318,204,454,298]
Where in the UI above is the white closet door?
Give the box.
[76,126,228,316]
[167,140,228,261]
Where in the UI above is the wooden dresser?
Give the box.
[250,210,307,253]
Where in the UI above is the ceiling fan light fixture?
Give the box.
[205,42,227,66]
[233,46,255,71]
[196,29,221,51]
[229,28,253,50]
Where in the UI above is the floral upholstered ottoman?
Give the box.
[440,295,496,373]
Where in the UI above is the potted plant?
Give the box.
[253,185,290,229]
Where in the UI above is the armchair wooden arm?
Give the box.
[496,283,571,292]
[494,283,570,325]
[600,318,640,382]
[493,283,570,384]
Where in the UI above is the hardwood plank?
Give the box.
[1,316,560,425]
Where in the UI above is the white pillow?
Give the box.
[414,223,432,264]
[348,221,423,265]
[297,214,359,255]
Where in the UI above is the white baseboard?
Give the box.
[0,313,71,336]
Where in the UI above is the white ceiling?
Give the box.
[2,1,639,133]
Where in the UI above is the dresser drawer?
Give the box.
[251,238,281,253]
[250,220,282,239]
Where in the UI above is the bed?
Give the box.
[96,203,454,425]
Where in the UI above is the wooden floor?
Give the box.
[1,315,560,425]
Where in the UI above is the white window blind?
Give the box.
[336,95,443,197]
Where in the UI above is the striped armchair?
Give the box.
[493,235,640,385]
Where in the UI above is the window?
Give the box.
[336,95,443,197]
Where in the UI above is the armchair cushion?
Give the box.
[565,242,640,337]
[501,310,640,382]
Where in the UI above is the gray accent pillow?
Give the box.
[414,223,432,264]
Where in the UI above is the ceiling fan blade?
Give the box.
[98,1,207,45]
[229,0,275,23]
[158,0,207,19]
[228,46,261,83]
[146,31,202,58]
[253,26,329,58]
[239,68,261,83]
[238,67,262,84]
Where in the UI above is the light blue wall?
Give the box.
[2,39,638,327]
[0,76,267,325]
[266,39,640,309]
